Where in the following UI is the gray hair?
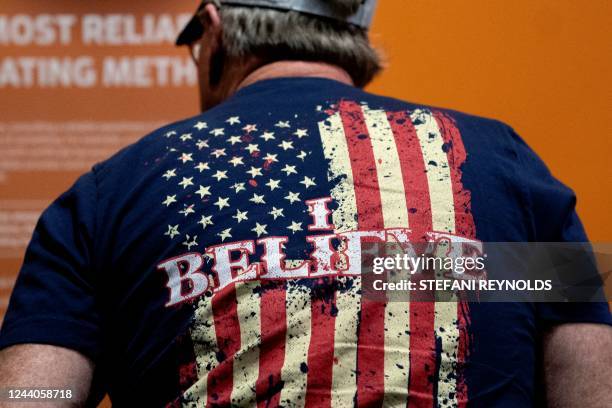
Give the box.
[219,3,382,87]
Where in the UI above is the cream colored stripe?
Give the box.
[382,239,411,407]
[183,296,218,407]
[410,109,455,234]
[319,112,361,406]
[433,303,460,408]
[383,301,412,406]
[362,107,412,405]
[363,107,410,229]
[231,281,261,407]
[279,281,312,408]
[331,276,361,406]
[412,109,459,408]
[318,112,358,232]
[432,239,460,408]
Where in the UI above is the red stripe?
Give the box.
[386,111,433,240]
[433,111,476,240]
[177,332,199,393]
[456,301,472,408]
[164,332,199,407]
[305,279,337,407]
[387,110,437,407]
[338,100,384,229]
[208,284,241,406]
[434,111,477,408]
[339,100,386,407]
[256,281,287,408]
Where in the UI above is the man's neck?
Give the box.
[236,61,354,91]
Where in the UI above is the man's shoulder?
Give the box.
[92,88,519,181]
[91,114,211,179]
[362,90,511,134]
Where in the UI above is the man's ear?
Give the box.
[201,3,223,42]
[199,3,226,88]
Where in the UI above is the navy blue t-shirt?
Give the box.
[1,78,610,407]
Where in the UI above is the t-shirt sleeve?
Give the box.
[508,127,612,326]
[0,171,101,359]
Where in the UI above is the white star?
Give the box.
[178,153,193,163]
[226,116,240,125]
[214,196,230,210]
[180,133,192,141]
[228,156,244,167]
[218,228,232,242]
[210,128,225,136]
[269,207,285,220]
[260,131,275,141]
[275,121,291,128]
[281,164,297,176]
[278,140,294,151]
[251,222,268,237]
[179,204,195,217]
[194,162,209,172]
[198,215,214,229]
[182,234,198,250]
[196,139,209,150]
[296,150,308,161]
[300,176,316,189]
[162,169,177,180]
[246,166,263,178]
[165,130,177,138]
[285,191,300,204]
[263,153,278,163]
[250,193,266,204]
[245,143,260,154]
[194,121,208,130]
[233,209,249,223]
[265,179,281,191]
[212,170,228,181]
[231,182,246,193]
[243,124,258,133]
[294,129,308,138]
[178,177,194,189]
[287,221,303,234]
[195,185,212,198]
[211,148,226,158]
[227,135,242,145]
[165,224,180,239]
[162,195,177,206]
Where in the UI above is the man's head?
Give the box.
[177,0,381,111]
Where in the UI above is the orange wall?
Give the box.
[368,0,611,241]
[0,0,200,323]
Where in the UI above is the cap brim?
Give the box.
[176,14,204,46]
[176,1,208,46]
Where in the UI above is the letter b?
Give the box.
[158,253,209,306]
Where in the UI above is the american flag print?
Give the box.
[156,100,478,407]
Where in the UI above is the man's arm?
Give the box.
[543,323,612,407]
[0,344,94,407]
